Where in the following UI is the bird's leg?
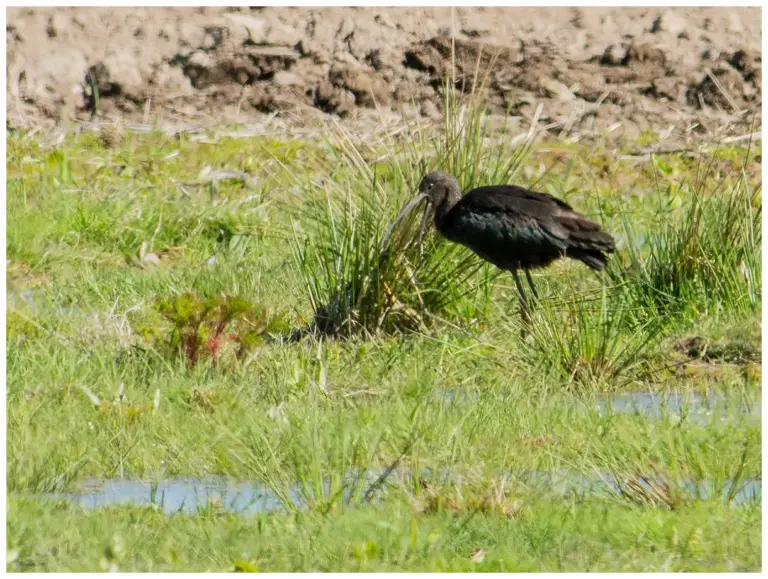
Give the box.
[511,270,532,333]
[524,269,540,306]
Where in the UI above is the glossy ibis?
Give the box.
[414,171,615,324]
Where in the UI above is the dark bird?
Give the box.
[415,171,615,323]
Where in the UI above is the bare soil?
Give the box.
[6,6,762,139]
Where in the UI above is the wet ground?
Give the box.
[12,283,760,517]
[37,388,760,516]
[41,468,761,516]
[439,388,761,425]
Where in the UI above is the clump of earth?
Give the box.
[6,7,761,138]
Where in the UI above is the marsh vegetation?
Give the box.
[6,85,761,570]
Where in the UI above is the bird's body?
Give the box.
[436,184,615,272]
[417,171,615,325]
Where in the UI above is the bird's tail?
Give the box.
[557,213,616,271]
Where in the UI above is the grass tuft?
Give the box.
[510,287,668,389]
[289,84,536,337]
[608,155,761,322]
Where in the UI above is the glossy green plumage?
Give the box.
[418,171,616,327]
[436,184,614,271]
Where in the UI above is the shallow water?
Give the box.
[48,477,302,515]
[43,470,387,516]
[438,388,760,424]
[41,468,760,515]
[34,389,763,515]
[597,390,760,421]
[516,470,761,506]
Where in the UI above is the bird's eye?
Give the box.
[428,183,434,189]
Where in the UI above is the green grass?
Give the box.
[6,102,762,572]
[8,492,760,571]
[608,150,761,322]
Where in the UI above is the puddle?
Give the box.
[40,468,760,516]
[437,388,760,424]
[597,390,761,424]
[515,470,761,506]
[46,477,301,515]
[34,390,757,514]
[42,470,390,516]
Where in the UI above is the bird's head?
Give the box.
[407,171,462,248]
[380,172,462,257]
[418,171,462,209]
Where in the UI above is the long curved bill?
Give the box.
[416,198,433,250]
[379,192,429,254]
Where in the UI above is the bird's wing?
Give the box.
[441,200,571,267]
[450,186,572,244]
[460,185,575,214]
[441,185,614,270]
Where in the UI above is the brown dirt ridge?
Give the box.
[6,7,762,136]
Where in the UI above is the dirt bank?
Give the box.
[6,7,762,138]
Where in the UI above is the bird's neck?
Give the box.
[433,191,461,231]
